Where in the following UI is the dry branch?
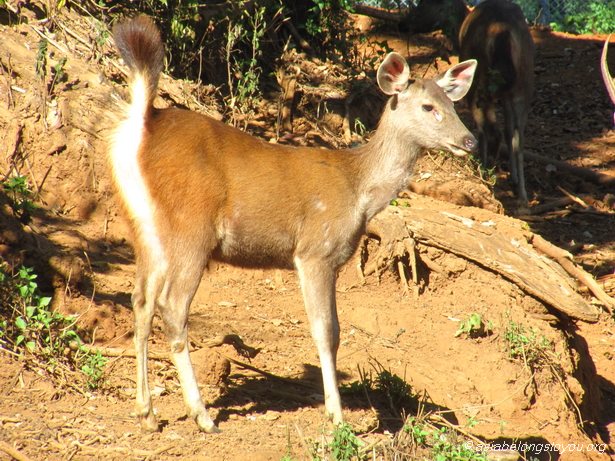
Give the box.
[529,233,614,313]
[276,65,300,134]
[526,151,615,187]
[366,195,601,322]
[94,334,260,361]
[0,441,33,461]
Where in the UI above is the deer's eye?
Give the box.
[422,104,434,112]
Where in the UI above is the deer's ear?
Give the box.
[377,52,411,95]
[435,59,477,101]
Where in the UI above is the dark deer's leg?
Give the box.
[503,96,529,203]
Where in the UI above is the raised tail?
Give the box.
[113,16,165,113]
[109,16,166,253]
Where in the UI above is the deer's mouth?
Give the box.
[444,143,472,157]
[444,134,477,157]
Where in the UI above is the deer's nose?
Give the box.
[463,134,478,152]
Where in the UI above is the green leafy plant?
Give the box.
[465,153,497,187]
[342,360,418,417]
[49,56,67,94]
[79,348,107,389]
[455,313,492,338]
[404,416,430,446]
[280,426,297,461]
[431,427,487,461]
[35,38,48,81]
[329,422,364,461]
[306,0,354,55]
[401,415,487,461]
[94,22,109,48]
[0,266,107,389]
[374,364,414,410]
[504,320,552,371]
[550,0,615,34]
[2,175,36,222]
[353,117,367,137]
[225,3,269,125]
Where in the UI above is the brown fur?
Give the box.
[111,15,477,432]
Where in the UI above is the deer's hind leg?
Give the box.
[133,257,166,432]
[157,243,219,433]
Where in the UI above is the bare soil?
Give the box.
[0,6,614,461]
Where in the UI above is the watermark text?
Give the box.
[464,440,607,455]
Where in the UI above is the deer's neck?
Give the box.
[352,105,421,221]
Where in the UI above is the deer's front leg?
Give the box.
[294,257,343,424]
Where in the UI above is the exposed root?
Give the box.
[362,208,420,294]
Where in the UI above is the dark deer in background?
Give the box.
[111,16,477,432]
[408,0,469,50]
[411,0,535,204]
[602,35,615,126]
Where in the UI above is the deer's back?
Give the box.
[459,0,534,99]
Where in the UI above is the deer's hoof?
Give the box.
[139,412,160,433]
[196,413,220,434]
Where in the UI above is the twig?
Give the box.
[91,346,169,361]
[529,233,614,313]
[294,422,315,460]
[526,196,573,215]
[92,342,307,388]
[546,359,584,429]
[29,25,70,55]
[55,21,93,53]
[68,441,176,458]
[0,441,34,461]
[427,414,484,446]
[556,185,589,208]
[94,333,261,361]
[283,20,314,54]
[37,164,53,196]
[5,121,22,165]
[23,157,41,196]
[202,334,261,359]
[1,53,15,109]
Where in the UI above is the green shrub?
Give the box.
[0,266,107,389]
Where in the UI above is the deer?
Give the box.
[410,0,535,205]
[602,35,615,126]
[110,15,477,433]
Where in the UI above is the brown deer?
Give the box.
[411,0,535,204]
[602,35,615,125]
[110,15,477,433]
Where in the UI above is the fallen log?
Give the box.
[366,195,603,322]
